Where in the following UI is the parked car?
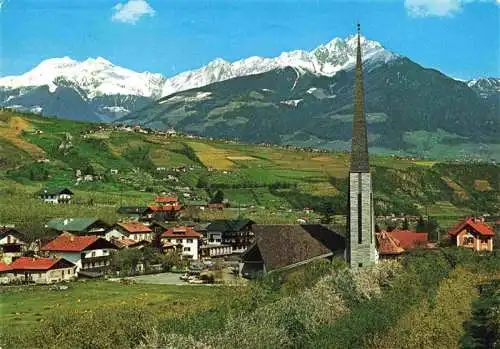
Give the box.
[188,278,204,284]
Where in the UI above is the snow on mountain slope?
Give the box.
[466,77,500,98]
[160,35,397,96]
[0,57,166,98]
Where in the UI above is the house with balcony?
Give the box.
[40,233,116,276]
[0,227,27,263]
[160,226,201,260]
[205,219,255,254]
[45,218,110,236]
[448,217,495,252]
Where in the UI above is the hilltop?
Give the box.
[1,109,498,232]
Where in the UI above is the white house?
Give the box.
[40,234,116,274]
[161,226,201,260]
[38,188,74,204]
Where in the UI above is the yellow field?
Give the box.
[187,142,235,169]
[441,176,468,200]
[226,156,257,161]
[473,179,492,192]
[413,160,437,167]
[0,114,44,156]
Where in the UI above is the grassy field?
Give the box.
[0,280,220,335]
[0,110,498,233]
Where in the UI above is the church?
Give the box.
[240,24,379,275]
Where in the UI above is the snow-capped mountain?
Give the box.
[0,56,166,99]
[160,35,396,96]
[466,77,500,99]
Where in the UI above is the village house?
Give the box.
[37,187,73,204]
[448,217,495,252]
[241,225,345,277]
[147,196,183,221]
[205,219,255,254]
[40,234,117,276]
[7,257,76,284]
[161,226,201,260]
[106,222,153,242]
[45,218,111,236]
[0,227,27,263]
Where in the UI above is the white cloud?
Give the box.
[405,0,497,17]
[0,0,9,11]
[111,0,156,24]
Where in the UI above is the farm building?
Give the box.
[38,187,73,204]
[7,257,76,284]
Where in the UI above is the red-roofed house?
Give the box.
[41,234,116,274]
[389,230,430,250]
[146,196,183,221]
[8,257,76,284]
[161,226,201,260]
[448,217,495,252]
[106,222,153,242]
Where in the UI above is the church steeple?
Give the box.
[347,23,378,268]
[350,23,370,173]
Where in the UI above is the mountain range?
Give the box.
[1,35,498,160]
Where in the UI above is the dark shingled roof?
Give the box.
[38,187,74,196]
[244,224,345,272]
[117,206,149,215]
[206,219,255,233]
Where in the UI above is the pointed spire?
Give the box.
[350,23,370,173]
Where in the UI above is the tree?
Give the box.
[416,216,426,233]
[210,190,224,204]
[402,217,410,230]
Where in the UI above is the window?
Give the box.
[358,193,362,244]
[358,263,363,268]
[91,251,96,257]
[187,239,193,243]
[183,247,191,252]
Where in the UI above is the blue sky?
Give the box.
[1,0,498,79]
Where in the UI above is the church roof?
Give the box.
[350,24,370,173]
[243,224,345,272]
